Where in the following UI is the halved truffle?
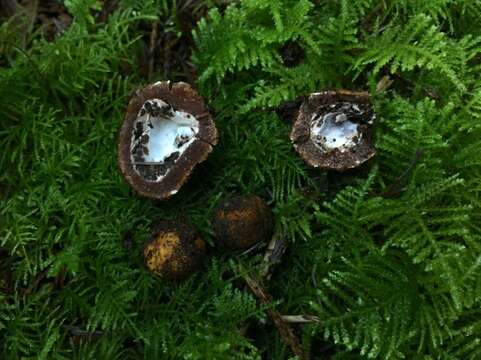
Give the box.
[213,195,274,250]
[290,90,376,171]
[143,220,206,280]
[118,81,218,199]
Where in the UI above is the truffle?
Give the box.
[213,195,274,250]
[118,81,218,199]
[290,90,376,171]
[143,220,206,280]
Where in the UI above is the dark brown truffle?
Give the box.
[290,90,376,171]
[143,220,206,280]
[118,81,218,199]
[213,195,274,250]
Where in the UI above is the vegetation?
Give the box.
[1,0,481,358]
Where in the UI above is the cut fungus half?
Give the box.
[290,90,376,171]
[118,81,217,199]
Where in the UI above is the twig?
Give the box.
[376,75,393,93]
[23,265,51,296]
[63,325,105,337]
[280,315,320,324]
[261,231,287,279]
[63,325,105,343]
[359,1,382,30]
[244,274,309,360]
[148,22,159,80]
[97,0,119,23]
[311,265,323,308]
[240,241,267,256]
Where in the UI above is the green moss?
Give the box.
[1,0,481,358]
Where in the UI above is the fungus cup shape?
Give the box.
[118,81,217,199]
[290,90,376,171]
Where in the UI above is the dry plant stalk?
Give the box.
[281,315,320,323]
[261,231,287,279]
[244,275,309,360]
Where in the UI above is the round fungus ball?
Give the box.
[118,81,218,199]
[143,220,206,280]
[213,195,274,250]
[290,90,376,171]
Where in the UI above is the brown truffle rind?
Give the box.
[118,81,218,199]
[213,195,274,250]
[143,220,206,280]
[290,90,376,171]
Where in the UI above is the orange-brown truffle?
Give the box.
[213,195,274,250]
[143,220,206,280]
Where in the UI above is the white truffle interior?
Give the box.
[142,110,198,162]
[130,99,199,180]
[311,112,360,152]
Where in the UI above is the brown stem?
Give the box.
[376,75,393,93]
[148,22,159,81]
[244,275,309,360]
[22,265,51,296]
[261,231,287,279]
[281,315,320,324]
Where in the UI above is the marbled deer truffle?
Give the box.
[290,90,376,171]
[143,220,206,280]
[118,81,218,199]
[213,195,274,250]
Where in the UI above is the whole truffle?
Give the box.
[290,90,376,171]
[118,81,218,199]
[143,220,206,280]
[213,195,274,250]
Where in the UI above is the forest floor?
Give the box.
[2,1,481,359]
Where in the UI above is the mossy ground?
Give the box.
[1,1,481,359]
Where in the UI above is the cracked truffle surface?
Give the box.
[143,220,206,280]
[118,81,218,199]
[290,90,376,171]
[213,195,274,250]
